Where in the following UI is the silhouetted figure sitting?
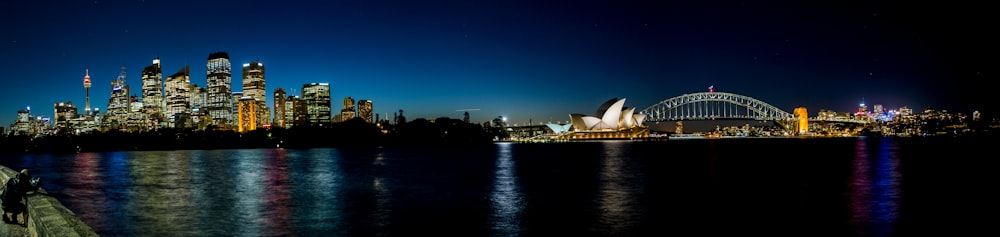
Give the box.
[1,169,41,225]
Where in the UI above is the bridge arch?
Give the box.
[639,92,794,121]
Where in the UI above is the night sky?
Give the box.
[2,0,995,126]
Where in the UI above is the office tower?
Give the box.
[206,52,233,128]
[291,96,308,128]
[302,83,331,126]
[104,66,131,131]
[358,99,373,123]
[242,61,268,127]
[339,96,355,122]
[238,96,256,133]
[141,58,164,124]
[273,88,286,128]
[54,101,77,133]
[83,69,92,111]
[165,66,191,127]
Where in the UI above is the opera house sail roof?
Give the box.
[568,98,646,132]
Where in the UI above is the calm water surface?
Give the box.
[2,137,995,236]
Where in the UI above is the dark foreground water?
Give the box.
[1,136,997,237]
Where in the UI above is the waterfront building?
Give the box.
[289,96,308,128]
[10,107,33,136]
[337,96,356,122]
[53,101,77,134]
[302,83,331,126]
[565,98,648,139]
[141,58,164,125]
[242,61,268,127]
[165,66,191,127]
[231,92,243,128]
[358,99,373,123]
[103,67,131,131]
[273,88,286,128]
[206,52,233,128]
[237,97,257,133]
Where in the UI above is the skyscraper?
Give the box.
[104,67,130,131]
[206,52,233,128]
[302,83,331,126]
[165,66,191,127]
[238,96,256,133]
[358,99,373,123]
[273,88,286,128]
[54,101,77,134]
[141,57,164,124]
[339,96,355,122]
[242,61,268,127]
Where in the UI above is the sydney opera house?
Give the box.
[548,98,649,140]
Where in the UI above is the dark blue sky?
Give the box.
[2,0,994,126]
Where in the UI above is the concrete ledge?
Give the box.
[1,166,98,237]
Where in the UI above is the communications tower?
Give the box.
[83,69,92,111]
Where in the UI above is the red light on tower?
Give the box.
[83,69,92,87]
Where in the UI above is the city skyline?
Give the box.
[2,0,994,126]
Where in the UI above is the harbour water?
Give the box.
[1,136,995,236]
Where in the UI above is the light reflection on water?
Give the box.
[595,140,640,236]
[489,142,523,236]
[850,137,901,237]
[0,138,965,236]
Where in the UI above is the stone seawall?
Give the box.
[0,166,98,237]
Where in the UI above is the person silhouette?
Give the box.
[1,169,41,225]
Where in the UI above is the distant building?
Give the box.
[273,88,286,128]
[302,83,331,126]
[358,99,373,123]
[53,101,78,134]
[165,66,192,128]
[238,97,257,133]
[231,91,243,128]
[103,67,131,131]
[206,52,233,128]
[9,108,32,136]
[337,96,355,122]
[141,58,164,125]
[242,61,268,128]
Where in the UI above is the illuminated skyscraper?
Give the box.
[358,99,373,123]
[104,67,131,131]
[238,96,257,133]
[242,61,268,127]
[142,58,164,123]
[302,83,331,126]
[54,101,77,134]
[165,66,191,127]
[206,52,233,128]
[83,69,92,111]
[338,96,356,122]
[273,88,286,128]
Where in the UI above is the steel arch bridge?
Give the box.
[639,92,795,122]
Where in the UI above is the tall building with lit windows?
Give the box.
[165,66,191,127]
[238,97,257,133]
[242,61,268,127]
[302,83,331,126]
[104,66,131,131]
[358,99,373,123]
[54,101,77,134]
[206,52,233,128]
[338,96,356,122]
[142,57,165,124]
[273,88,286,128]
